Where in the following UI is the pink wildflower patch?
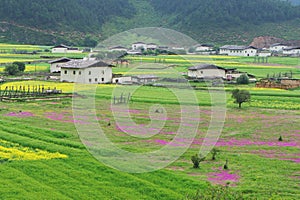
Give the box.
[252,150,300,163]
[207,170,240,186]
[4,111,34,118]
[215,138,299,148]
[45,112,90,124]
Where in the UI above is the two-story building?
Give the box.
[60,59,112,84]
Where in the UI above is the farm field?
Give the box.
[0,83,299,199]
[0,44,300,199]
[124,55,300,79]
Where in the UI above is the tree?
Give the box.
[5,64,19,75]
[211,148,220,160]
[13,61,26,72]
[232,89,251,108]
[191,154,205,168]
[236,74,249,84]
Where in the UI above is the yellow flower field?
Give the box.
[0,65,49,72]
[0,44,43,51]
[1,80,117,93]
[0,139,67,161]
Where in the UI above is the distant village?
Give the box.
[48,42,300,89]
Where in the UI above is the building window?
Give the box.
[89,71,91,75]
[73,71,76,75]
[79,71,81,75]
[64,70,67,74]
[95,78,98,82]
[102,70,105,75]
[102,78,104,82]
[200,71,203,74]
[89,79,92,83]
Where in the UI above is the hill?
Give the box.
[0,0,300,46]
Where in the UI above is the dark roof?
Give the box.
[48,57,72,64]
[196,44,214,47]
[270,43,286,47]
[283,46,300,50]
[188,64,226,71]
[61,59,112,69]
[133,42,146,45]
[52,44,70,49]
[68,47,79,50]
[109,46,127,50]
[220,45,257,50]
[147,43,157,45]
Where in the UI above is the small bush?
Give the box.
[5,64,19,75]
[13,61,26,72]
[211,148,220,160]
[236,74,249,84]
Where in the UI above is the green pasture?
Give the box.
[0,44,300,199]
[0,82,299,199]
[124,55,300,79]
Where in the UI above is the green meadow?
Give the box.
[0,45,300,199]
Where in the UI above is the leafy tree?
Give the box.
[191,154,205,168]
[232,89,251,108]
[5,64,19,75]
[236,74,249,84]
[13,61,26,72]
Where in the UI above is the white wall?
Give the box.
[52,48,67,53]
[283,49,300,55]
[60,66,112,84]
[220,48,257,56]
[196,46,212,51]
[270,45,287,52]
[188,69,226,79]
[132,43,147,50]
[112,76,132,84]
[50,63,63,73]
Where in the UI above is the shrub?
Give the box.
[13,61,26,72]
[5,64,19,75]
[211,148,220,160]
[236,74,249,84]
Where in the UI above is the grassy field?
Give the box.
[0,45,300,199]
[124,55,300,79]
[0,82,299,199]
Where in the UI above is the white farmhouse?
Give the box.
[52,44,81,53]
[188,64,226,79]
[195,44,214,52]
[146,43,158,50]
[219,45,257,56]
[269,43,289,52]
[283,46,300,56]
[48,57,72,73]
[60,59,112,84]
[132,42,147,50]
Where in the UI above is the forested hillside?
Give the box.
[0,0,299,46]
